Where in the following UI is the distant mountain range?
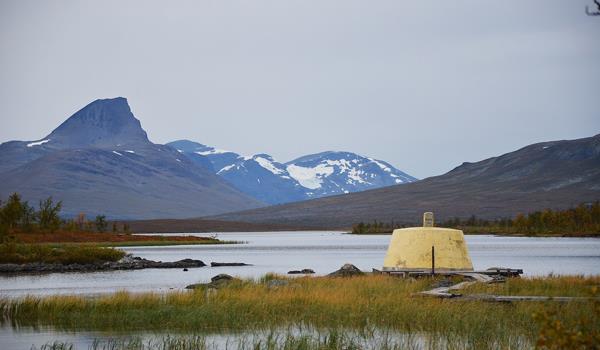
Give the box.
[0,98,263,219]
[211,134,600,228]
[168,140,416,205]
[0,97,415,219]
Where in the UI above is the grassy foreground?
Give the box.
[3,275,599,349]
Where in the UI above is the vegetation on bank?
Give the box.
[29,327,518,350]
[12,231,225,246]
[3,275,599,349]
[32,330,474,350]
[0,193,228,264]
[0,192,130,237]
[460,275,600,298]
[351,202,600,236]
[0,242,125,265]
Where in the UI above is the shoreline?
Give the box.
[345,231,600,238]
[0,255,207,274]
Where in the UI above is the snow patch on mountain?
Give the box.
[217,164,237,174]
[27,139,50,147]
[195,148,230,156]
[287,164,335,190]
[254,156,284,175]
[369,158,391,172]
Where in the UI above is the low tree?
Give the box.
[95,215,108,233]
[20,201,36,231]
[38,197,62,232]
[1,193,24,230]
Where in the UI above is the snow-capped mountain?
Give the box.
[168,141,307,204]
[286,151,417,198]
[218,154,308,204]
[168,141,417,205]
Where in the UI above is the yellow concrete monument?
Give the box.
[383,212,473,271]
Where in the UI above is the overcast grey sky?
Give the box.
[1,0,598,178]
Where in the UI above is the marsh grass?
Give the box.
[461,274,600,297]
[26,329,529,350]
[4,275,599,349]
[30,331,419,350]
[0,242,125,264]
[13,231,230,246]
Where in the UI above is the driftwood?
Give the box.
[463,294,598,303]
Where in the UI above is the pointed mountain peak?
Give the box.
[46,97,149,149]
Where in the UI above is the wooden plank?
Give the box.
[463,294,600,303]
[456,272,495,283]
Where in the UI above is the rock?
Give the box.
[287,269,315,274]
[210,262,251,267]
[183,268,188,272]
[211,273,234,282]
[328,263,364,277]
[186,274,239,290]
[267,279,289,289]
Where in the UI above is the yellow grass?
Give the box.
[3,275,599,349]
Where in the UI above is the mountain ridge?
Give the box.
[209,133,600,227]
[167,140,417,204]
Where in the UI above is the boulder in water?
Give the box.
[328,263,364,277]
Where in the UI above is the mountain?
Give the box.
[167,141,417,204]
[210,134,600,228]
[0,98,264,219]
[285,151,416,198]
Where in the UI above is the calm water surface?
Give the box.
[1,231,599,298]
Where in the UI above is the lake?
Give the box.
[1,231,599,298]
[1,231,599,349]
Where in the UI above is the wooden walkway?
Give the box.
[415,272,597,303]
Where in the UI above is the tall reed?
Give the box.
[4,275,598,349]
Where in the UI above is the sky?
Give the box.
[0,0,599,179]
